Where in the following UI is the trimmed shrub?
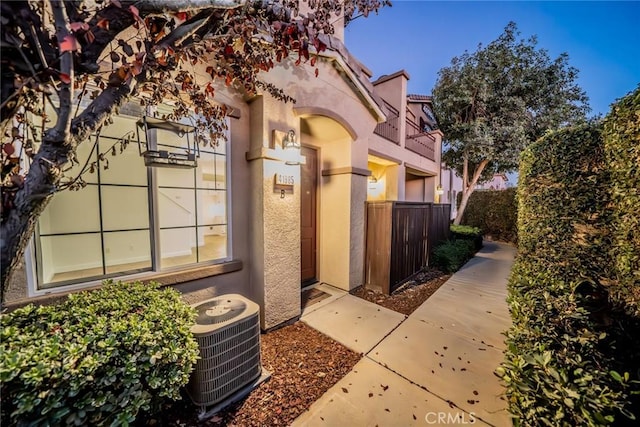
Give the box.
[0,281,199,426]
[450,224,483,251]
[500,114,640,426]
[603,87,640,316]
[458,187,518,243]
[432,239,475,273]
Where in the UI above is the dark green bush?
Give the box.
[458,187,518,243]
[450,224,483,250]
[432,239,476,273]
[500,114,640,426]
[603,87,640,317]
[0,281,199,426]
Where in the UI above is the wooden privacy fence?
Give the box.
[364,201,451,294]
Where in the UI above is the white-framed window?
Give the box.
[29,106,230,292]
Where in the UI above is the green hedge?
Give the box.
[500,90,640,427]
[432,239,476,273]
[450,224,483,251]
[458,188,518,243]
[603,87,640,316]
[0,281,199,426]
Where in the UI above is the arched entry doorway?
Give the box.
[297,110,358,288]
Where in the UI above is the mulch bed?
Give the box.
[351,269,451,315]
[140,322,361,426]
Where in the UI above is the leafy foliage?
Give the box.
[0,0,390,298]
[450,223,483,251]
[432,22,589,224]
[500,111,640,425]
[431,239,476,273]
[603,87,640,316]
[457,188,517,243]
[0,281,199,426]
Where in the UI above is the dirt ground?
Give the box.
[351,269,451,315]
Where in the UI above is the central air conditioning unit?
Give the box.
[187,294,262,411]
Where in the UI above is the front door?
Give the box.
[300,146,317,286]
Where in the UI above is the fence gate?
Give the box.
[364,201,451,294]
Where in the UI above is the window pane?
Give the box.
[158,188,196,228]
[101,186,149,231]
[100,115,140,140]
[213,138,226,154]
[215,155,226,189]
[157,166,195,188]
[160,228,197,268]
[99,136,147,186]
[196,151,217,189]
[104,230,151,274]
[197,226,227,262]
[69,139,99,184]
[39,234,102,286]
[197,190,226,226]
[39,186,100,234]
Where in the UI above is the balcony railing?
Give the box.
[374,100,400,144]
[405,119,436,161]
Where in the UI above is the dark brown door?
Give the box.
[301,146,317,286]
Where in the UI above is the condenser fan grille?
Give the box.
[195,298,247,325]
[187,294,262,409]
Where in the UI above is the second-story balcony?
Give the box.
[405,119,436,161]
[374,100,400,144]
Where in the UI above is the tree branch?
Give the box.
[154,12,214,49]
[462,152,469,190]
[50,0,74,142]
[71,80,137,144]
[131,0,245,14]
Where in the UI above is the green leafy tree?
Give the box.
[0,0,389,301]
[433,22,589,225]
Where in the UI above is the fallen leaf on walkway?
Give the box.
[342,387,349,393]
[381,384,389,391]
[368,392,373,397]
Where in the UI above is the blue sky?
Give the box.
[345,0,640,117]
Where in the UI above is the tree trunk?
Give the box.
[1,82,134,303]
[0,144,71,302]
[454,189,471,225]
[453,158,489,225]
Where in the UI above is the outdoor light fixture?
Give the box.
[283,129,301,165]
[136,116,199,168]
[436,184,444,195]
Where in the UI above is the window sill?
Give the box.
[140,259,243,287]
[4,260,243,312]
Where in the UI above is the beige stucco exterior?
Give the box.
[366,72,444,204]
[7,30,447,332]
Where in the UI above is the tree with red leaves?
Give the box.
[0,0,390,301]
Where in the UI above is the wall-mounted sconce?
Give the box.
[283,129,300,165]
[368,175,378,189]
[435,184,444,204]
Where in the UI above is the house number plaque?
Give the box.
[274,173,294,198]
[274,173,294,187]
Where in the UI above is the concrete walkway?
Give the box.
[293,241,516,427]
